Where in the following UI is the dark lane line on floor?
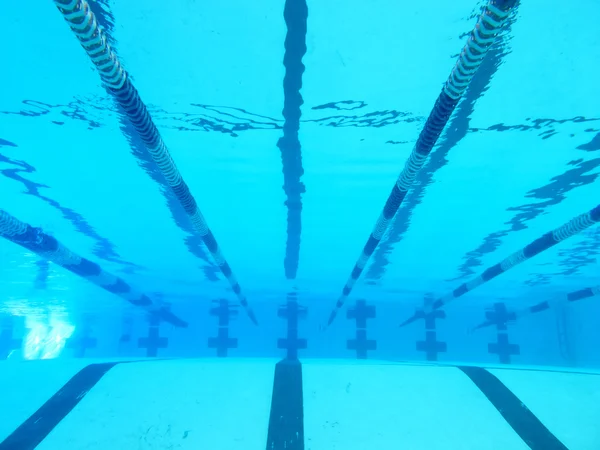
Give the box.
[459,366,568,450]
[0,362,119,450]
[266,359,304,450]
[267,291,306,449]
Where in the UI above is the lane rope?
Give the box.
[326,0,518,326]
[0,209,187,328]
[53,0,257,324]
[401,204,600,327]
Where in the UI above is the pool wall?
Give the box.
[2,293,600,367]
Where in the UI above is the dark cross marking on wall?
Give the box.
[485,302,512,331]
[419,309,446,330]
[347,299,376,328]
[348,329,377,359]
[346,299,376,359]
[415,298,446,361]
[210,298,239,327]
[138,313,168,357]
[0,321,22,360]
[34,259,50,290]
[416,331,447,361]
[489,333,520,364]
[208,299,238,357]
[484,302,520,364]
[277,293,307,360]
[208,327,238,357]
[67,334,97,358]
[67,319,97,358]
[119,315,133,344]
[555,302,573,363]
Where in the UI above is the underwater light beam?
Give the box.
[0,208,187,328]
[53,0,257,325]
[326,0,519,326]
[400,204,600,327]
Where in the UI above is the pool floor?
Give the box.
[0,359,598,449]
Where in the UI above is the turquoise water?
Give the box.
[1,1,600,449]
[0,0,599,364]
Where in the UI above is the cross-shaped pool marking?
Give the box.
[67,335,97,358]
[277,295,307,359]
[416,331,447,361]
[138,326,168,357]
[0,327,22,360]
[414,308,446,330]
[485,302,511,331]
[489,332,520,364]
[347,329,376,359]
[277,335,307,359]
[347,299,376,328]
[208,327,238,357]
[120,315,133,343]
[278,298,307,321]
[210,299,238,327]
[34,259,49,290]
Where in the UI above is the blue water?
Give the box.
[0,0,599,367]
[2,1,600,449]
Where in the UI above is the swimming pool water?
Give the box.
[0,0,599,448]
